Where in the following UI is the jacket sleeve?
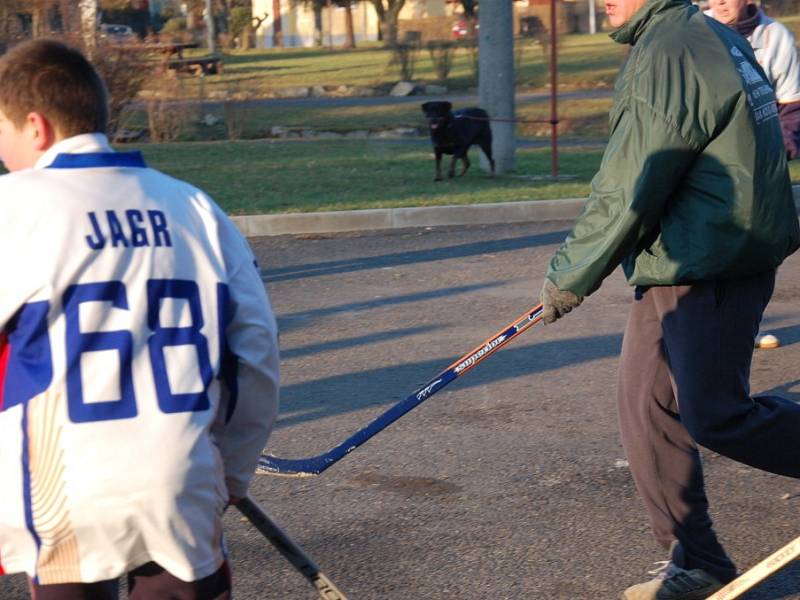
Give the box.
[778,101,800,159]
[546,98,700,297]
[764,23,800,104]
[213,220,280,499]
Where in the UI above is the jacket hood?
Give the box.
[610,0,693,45]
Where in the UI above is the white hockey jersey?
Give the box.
[0,134,279,584]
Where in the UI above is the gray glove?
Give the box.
[540,278,583,324]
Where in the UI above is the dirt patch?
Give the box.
[347,471,463,498]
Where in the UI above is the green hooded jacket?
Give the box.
[547,0,800,297]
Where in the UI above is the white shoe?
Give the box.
[623,560,723,600]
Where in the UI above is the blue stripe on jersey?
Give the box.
[2,302,53,411]
[47,152,147,169]
[21,404,42,579]
[217,284,239,423]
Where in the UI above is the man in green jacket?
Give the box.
[540,0,800,597]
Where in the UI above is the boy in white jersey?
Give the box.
[0,39,280,600]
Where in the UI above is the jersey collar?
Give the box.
[36,133,147,170]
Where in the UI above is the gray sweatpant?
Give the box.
[617,270,800,583]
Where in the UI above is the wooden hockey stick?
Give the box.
[706,534,800,600]
[236,497,348,600]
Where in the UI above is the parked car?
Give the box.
[99,23,136,43]
[451,18,478,39]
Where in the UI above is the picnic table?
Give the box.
[115,41,199,60]
[166,55,223,76]
[115,42,221,76]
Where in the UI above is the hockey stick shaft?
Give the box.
[235,497,348,600]
[706,534,800,599]
[258,303,544,477]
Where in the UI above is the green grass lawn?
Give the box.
[124,93,615,142]
[2,138,798,216]
[139,139,604,214]
[152,32,626,100]
[137,138,800,216]
[128,31,625,143]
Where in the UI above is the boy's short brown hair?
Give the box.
[0,39,108,137]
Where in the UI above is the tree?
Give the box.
[369,0,406,47]
[460,0,477,19]
[300,0,354,49]
[300,0,325,46]
[458,0,478,37]
[79,0,98,50]
[334,0,356,48]
[204,0,216,51]
[272,0,282,46]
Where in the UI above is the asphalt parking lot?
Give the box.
[2,220,799,599]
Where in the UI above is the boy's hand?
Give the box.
[540,279,583,324]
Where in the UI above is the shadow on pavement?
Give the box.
[263,229,570,283]
[276,281,507,332]
[274,332,624,430]
[280,325,444,359]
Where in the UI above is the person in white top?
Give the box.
[707,0,800,158]
[0,39,280,600]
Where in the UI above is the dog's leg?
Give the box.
[434,150,444,181]
[448,155,457,179]
[459,153,470,177]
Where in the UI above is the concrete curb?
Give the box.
[231,185,800,237]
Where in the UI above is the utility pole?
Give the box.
[588,0,596,34]
[478,1,515,174]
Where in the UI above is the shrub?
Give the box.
[145,78,198,142]
[90,40,154,139]
[228,7,252,49]
[389,43,418,81]
[427,40,456,82]
[161,17,186,37]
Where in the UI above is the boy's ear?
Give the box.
[25,111,57,151]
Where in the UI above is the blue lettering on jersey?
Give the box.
[126,210,149,247]
[85,210,173,250]
[86,212,106,250]
[148,210,172,247]
[108,211,130,248]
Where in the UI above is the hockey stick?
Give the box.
[706,534,800,600]
[258,303,544,477]
[236,497,348,600]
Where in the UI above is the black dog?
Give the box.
[421,101,495,181]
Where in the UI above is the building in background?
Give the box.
[250,0,598,49]
[249,1,377,48]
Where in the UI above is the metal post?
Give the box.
[549,0,559,180]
